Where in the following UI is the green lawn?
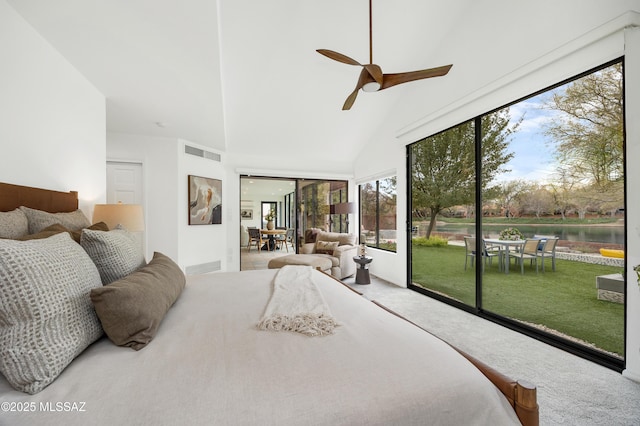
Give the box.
[411,245,624,356]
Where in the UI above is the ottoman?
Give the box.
[268,254,333,274]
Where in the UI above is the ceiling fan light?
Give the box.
[362,81,381,92]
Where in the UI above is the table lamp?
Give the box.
[92,203,145,232]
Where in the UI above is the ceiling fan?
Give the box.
[317,0,453,110]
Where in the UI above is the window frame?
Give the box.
[406,57,626,372]
[359,176,397,253]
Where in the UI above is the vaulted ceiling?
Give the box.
[7,0,639,168]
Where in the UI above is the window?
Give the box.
[359,176,397,252]
[408,59,625,371]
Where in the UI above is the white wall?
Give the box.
[106,135,227,273]
[178,140,228,273]
[354,10,640,379]
[106,133,179,261]
[0,0,106,214]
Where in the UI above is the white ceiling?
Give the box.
[7,0,640,168]
[240,177,295,200]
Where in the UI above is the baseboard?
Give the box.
[622,368,640,383]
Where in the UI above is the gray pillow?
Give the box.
[0,232,103,394]
[19,206,90,234]
[80,228,146,285]
[91,252,186,350]
[0,208,29,239]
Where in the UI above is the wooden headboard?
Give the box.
[0,182,78,213]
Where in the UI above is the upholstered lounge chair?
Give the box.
[298,228,358,279]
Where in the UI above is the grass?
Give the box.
[411,245,624,356]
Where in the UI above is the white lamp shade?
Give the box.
[93,204,144,232]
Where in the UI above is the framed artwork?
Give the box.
[188,175,222,225]
[240,209,253,220]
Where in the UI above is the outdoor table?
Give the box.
[483,238,525,274]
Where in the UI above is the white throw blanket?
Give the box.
[257,265,338,336]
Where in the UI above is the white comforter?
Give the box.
[0,269,520,425]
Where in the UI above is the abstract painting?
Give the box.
[188,175,222,225]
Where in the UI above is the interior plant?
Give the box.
[264,209,276,230]
[498,227,524,241]
[264,209,276,221]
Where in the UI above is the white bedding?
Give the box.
[0,269,520,425]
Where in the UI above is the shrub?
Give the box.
[412,236,449,247]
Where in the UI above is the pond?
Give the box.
[433,223,624,245]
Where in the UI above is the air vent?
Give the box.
[184,145,221,162]
[185,260,222,275]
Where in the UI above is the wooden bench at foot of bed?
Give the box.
[268,254,333,274]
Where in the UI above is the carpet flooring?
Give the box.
[241,248,640,425]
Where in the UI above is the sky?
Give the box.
[496,86,566,185]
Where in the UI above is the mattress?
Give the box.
[0,269,520,425]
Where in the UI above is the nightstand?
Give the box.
[353,255,373,284]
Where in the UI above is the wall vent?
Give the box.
[185,260,222,275]
[184,145,221,162]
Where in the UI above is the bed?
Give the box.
[0,182,538,425]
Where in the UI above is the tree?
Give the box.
[523,185,555,218]
[411,110,516,238]
[544,62,623,206]
[548,164,580,220]
[493,179,531,218]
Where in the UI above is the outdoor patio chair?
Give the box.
[464,236,501,271]
[536,237,559,272]
[508,238,539,274]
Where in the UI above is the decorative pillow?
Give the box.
[17,222,109,243]
[304,228,321,244]
[0,233,103,394]
[90,252,186,350]
[316,230,356,246]
[0,208,29,239]
[316,240,339,255]
[80,228,146,285]
[19,206,90,234]
[15,223,68,241]
[68,222,109,243]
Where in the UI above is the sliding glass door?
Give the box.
[408,59,626,369]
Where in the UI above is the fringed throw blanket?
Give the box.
[257,265,338,336]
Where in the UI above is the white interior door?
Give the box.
[106,161,145,256]
[106,161,143,204]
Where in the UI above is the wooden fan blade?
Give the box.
[317,49,362,66]
[343,89,359,110]
[363,64,383,85]
[343,68,370,110]
[381,64,453,90]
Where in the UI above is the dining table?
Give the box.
[260,228,286,251]
[483,238,526,274]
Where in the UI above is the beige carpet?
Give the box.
[342,275,640,426]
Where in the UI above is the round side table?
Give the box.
[353,255,373,284]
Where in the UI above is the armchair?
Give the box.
[300,229,358,279]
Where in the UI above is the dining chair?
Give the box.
[279,228,295,252]
[464,236,476,270]
[464,237,500,271]
[536,237,559,272]
[508,238,539,274]
[247,227,265,252]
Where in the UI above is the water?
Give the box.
[432,223,624,244]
